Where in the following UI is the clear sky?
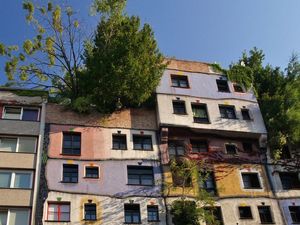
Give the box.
[1,0,300,84]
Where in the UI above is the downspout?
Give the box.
[31,98,47,225]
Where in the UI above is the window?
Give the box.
[124,204,140,224]
[204,207,224,225]
[192,104,209,123]
[216,79,230,92]
[241,109,251,120]
[62,164,78,183]
[258,206,273,224]
[85,167,99,179]
[0,171,32,189]
[112,134,127,150]
[47,202,70,222]
[168,140,185,157]
[133,135,152,150]
[219,105,236,119]
[191,140,208,153]
[0,209,30,225]
[172,163,192,187]
[127,166,154,186]
[239,206,253,219]
[289,206,300,223]
[199,171,216,195]
[280,145,291,159]
[242,173,261,189]
[242,142,253,153]
[172,101,186,114]
[279,172,300,190]
[84,204,97,221]
[147,205,159,222]
[233,84,244,93]
[62,133,81,155]
[171,75,189,88]
[0,137,36,153]
[225,144,237,155]
[3,106,39,121]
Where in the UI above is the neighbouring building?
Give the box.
[0,88,47,225]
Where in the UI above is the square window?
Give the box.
[216,79,230,92]
[22,108,39,121]
[199,171,216,195]
[172,101,186,114]
[225,144,237,155]
[233,84,244,93]
[258,206,273,224]
[191,140,208,153]
[127,166,154,186]
[84,204,97,221]
[279,172,300,190]
[63,164,78,183]
[171,75,189,88]
[3,107,21,120]
[62,133,81,155]
[133,135,152,150]
[124,204,141,224]
[0,138,17,152]
[168,140,185,157]
[219,105,236,119]
[47,202,70,222]
[112,134,127,150]
[242,173,261,189]
[242,142,253,153]
[204,207,224,225]
[85,167,99,178]
[147,205,159,222]
[192,104,209,123]
[289,206,300,223]
[18,137,36,153]
[241,109,251,120]
[239,206,253,219]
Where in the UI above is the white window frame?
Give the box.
[2,106,40,121]
[0,170,33,189]
[0,136,37,153]
[0,208,30,225]
[239,169,264,191]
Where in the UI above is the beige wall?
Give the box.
[0,152,36,169]
[0,189,33,206]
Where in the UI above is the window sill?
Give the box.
[173,113,188,116]
[133,149,154,151]
[60,181,78,184]
[243,187,262,190]
[44,220,70,222]
[83,177,99,179]
[171,85,190,89]
[0,150,36,154]
[0,187,32,190]
[0,118,40,122]
[240,217,253,220]
[60,153,81,156]
[218,90,231,93]
[193,120,210,124]
[148,220,160,222]
[220,117,238,120]
[127,183,154,187]
[112,148,128,151]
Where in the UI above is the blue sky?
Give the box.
[1,0,300,84]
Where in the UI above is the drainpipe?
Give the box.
[31,99,47,225]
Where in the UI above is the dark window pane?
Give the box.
[289,206,300,223]
[168,141,185,157]
[85,204,96,220]
[147,205,159,222]
[242,109,251,120]
[192,104,209,123]
[219,105,236,119]
[216,79,230,92]
[22,109,39,121]
[191,140,208,153]
[239,206,252,219]
[199,171,216,195]
[85,167,99,178]
[63,164,78,183]
[279,172,300,190]
[112,135,127,150]
[124,204,140,224]
[171,75,189,88]
[280,145,291,159]
[173,101,186,114]
[133,135,152,150]
[233,84,244,93]
[127,166,154,185]
[226,144,237,155]
[204,207,224,225]
[62,133,81,155]
[242,173,261,189]
[258,206,273,224]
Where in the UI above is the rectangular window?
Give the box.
[0,137,36,153]
[289,206,300,223]
[47,202,70,222]
[242,142,253,153]
[199,171,216,195]
[172,163,192,187]
[112,134,127,150]
[279,172,300,190]
[133,135,152,150]
[0,209,30,225]
[191,140,208,153]
[0,171,32,189]
[219,105,236,119]
[258,206,273,224]
[147,205,159,222]
[3,107,22,120]
[172,101,186,114]
[22,109,39,121]
[216,79,230,92]
[127,166,154,186]
[0,137,17,152]
[3,106,39,121]
[168,140,185,157]
[239,206,253,219]
[204,207,224,225]
[241,109,251,120]
[171,75,189,88]
[62,133,81,155]
[63,164,78,183]
[233,84,244,93]
[192,104,209,123]
[225,144,237,155]
[242,173,261,189]
[85,167,99,179]
[84,204,97,221]
[124,204,141,224]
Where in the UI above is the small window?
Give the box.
[233,84,244,93]
[47,202,70,222]
[225,144,237,155]
[168,140,185,157]
[124,204,141,224]
[22,109,39,121]
[127,166,154,186]
[199,171,216,195]
[242,142,253,153]
[171,75,189,88]
[112,134,127,150]
[0,171,32,189]
[0,209,30,225]
[191,140,208,153]
[192,104,209,123]
[258,206,273,224]
[239,206,253,219]
[241,109,251,120]
[62,133,81,155]
[242,173,261,189]
[219,105,236,119]
[63,164,78,183]
[172,101,186,114]
[85,167,99,179]
[147,205,159,222]
[133,135,152,150]
[3,107,22,120]
[204,207,224,225]
[289,206,300,223]
[84,204,97,221]
[216,79,230,92]
[279,172,300,190]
